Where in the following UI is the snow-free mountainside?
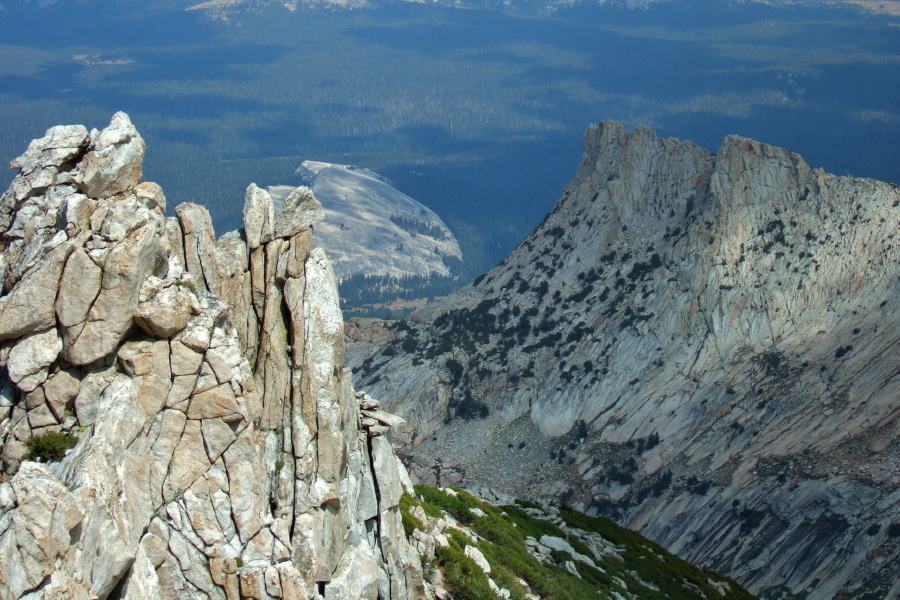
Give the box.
[0,114,764,600]
[350,121,900,600]
[268,161,463,310]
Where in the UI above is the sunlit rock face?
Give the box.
[350,120,900,600]
[0,113,425,600]
[270,160,462,284]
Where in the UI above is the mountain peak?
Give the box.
[349,120,900,599]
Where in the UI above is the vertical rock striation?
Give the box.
[351,121,900,599]
[0,113,425,600]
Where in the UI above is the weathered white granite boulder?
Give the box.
[133,276,198,338]
[274,185,324,239]
[76,111,146,199]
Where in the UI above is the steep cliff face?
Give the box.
[0,113,425,600]
[350,121,900,599]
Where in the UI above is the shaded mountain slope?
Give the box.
[348,121,900,599]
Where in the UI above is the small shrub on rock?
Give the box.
[24,431,78,462]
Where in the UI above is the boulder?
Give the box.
[464,545,491,574]
[0,236,83,341]
[76,112,146,199]
[56,247,103,329]
[28,403,58,428]
[42,369,81,421]
[7,328,62,393]
[242,184,275,249]
[134,181,166,213]
[170,340,204,376]
[274,185,323,239]
[133,276,197,338]
[360,408,406,428]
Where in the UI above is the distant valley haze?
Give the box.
[1,0,899,297]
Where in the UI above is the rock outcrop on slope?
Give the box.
[0,113,426,600]
[349,121,900,599]
[268,161,462,309]
[401,484,757,600]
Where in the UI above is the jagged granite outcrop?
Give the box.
[350,121,900,599]
[0,113,426,600]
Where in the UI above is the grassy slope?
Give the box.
[401,485,757,600]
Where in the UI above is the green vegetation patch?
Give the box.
[558,506,756,600]
[398,485,757,600]
[399,493,426,535]
[24,430,79,462]
[437,530,503,600]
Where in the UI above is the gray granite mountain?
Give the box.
[348,121,900,599]
[268,161,462,286]
[0,113,426,600]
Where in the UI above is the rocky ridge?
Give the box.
[0,113,425,599]
[350,121,900,599]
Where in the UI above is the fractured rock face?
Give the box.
[1,125,89,234]
[56,247,102,329]
[176,202,221,294]
[7,328,62,393]
[0,114,426,600]
[133,276,199,338]
[63,201,163,365]
[75,111,146,199]
[352,120,900,599]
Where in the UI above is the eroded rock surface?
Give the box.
[351,121,900,600]
[0,114,425,600]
